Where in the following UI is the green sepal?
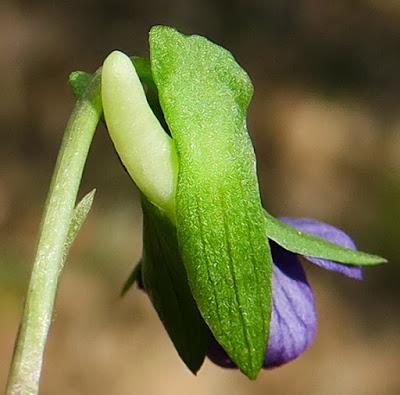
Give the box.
[150,26,273,379]
[265,211,387,265]
[140,198,211,374]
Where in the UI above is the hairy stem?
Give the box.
[6,71,102,395]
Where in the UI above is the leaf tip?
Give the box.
[120,262,142,298]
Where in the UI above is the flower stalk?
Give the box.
[6,71,102,395]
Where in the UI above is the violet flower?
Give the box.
[208,217,361,369]
[101,35,385,377]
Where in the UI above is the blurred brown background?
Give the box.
[1,1,399,394]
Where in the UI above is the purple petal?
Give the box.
[280,217,363,280]
[208,246,317,369]
[265,246,316,368]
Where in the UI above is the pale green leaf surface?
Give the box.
[265,211,386,265]
[150,26,272,379]
[101,51,178,219]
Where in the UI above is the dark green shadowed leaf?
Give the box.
[120,260,142,297]
[132,56,168,130]
[141,198,211,374]
[264,211,387,265]
[150,26,273,379]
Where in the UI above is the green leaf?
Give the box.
[140,198,211,374]
[120,260,142,297]
[150,26,273,379]
[65,189,96,253]
[264,211,387,265]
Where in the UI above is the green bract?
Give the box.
[65,189,96,252]
[70,25,386,380]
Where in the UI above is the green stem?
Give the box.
[6,71,102,395]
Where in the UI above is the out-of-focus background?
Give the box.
[1,1,399,394]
